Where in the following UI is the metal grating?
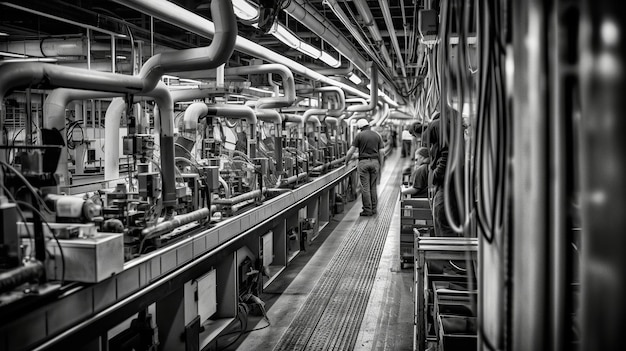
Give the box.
[273,164,403,351]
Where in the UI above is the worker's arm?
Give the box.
[344,146,357,166]
[378,147,384,168]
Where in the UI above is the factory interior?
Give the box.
[0,0,624,350]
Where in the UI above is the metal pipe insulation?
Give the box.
[347,62,378,113]
[211,189,263,206]
[224,64,296,109]
[141,207,210,237]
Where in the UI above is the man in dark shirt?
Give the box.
[401,147,430,197]
[344,118,384,216]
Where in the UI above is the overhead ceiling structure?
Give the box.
[0,0,427,108]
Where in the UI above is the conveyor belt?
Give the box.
[273,164,403,351]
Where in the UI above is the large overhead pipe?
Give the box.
[299,86,346,117]
[347,62,378,113]
[224,64,296,109]
[111,0,385,105]
[0,0,237,210]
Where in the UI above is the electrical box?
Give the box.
[24,233,124,283]
[419,9,439,38]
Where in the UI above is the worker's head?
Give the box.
[415,147,429,164]
[356,118,370,130]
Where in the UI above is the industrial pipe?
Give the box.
[299,86,346,117]
[205,104,258,158]
[211,189,263,205]
[141,207,210,237]
[347,62,378,113]
[278,172,308,187]
[255,109,283,177]
[183,102,209,130]
[224,64,296,109]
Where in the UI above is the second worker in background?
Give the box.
[344,119,384,216]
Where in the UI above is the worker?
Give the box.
[401,126,413,158]
[401,147,430,197]
[344,118,384,216]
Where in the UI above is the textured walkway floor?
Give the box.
[229,151,413,351]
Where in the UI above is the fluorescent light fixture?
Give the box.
[232,0,259,21]
[0,32,8,36]
[0,51,28,58]
[319,51,341,68]
[298,42,321,59]
[348,73,362,85]
[270,23,300,48]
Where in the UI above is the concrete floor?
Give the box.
[222,151,414,351]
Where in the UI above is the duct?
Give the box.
[224,64,295,109]
[347,62,379,113]
[205,104,258,158]
[377,0,407,80]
